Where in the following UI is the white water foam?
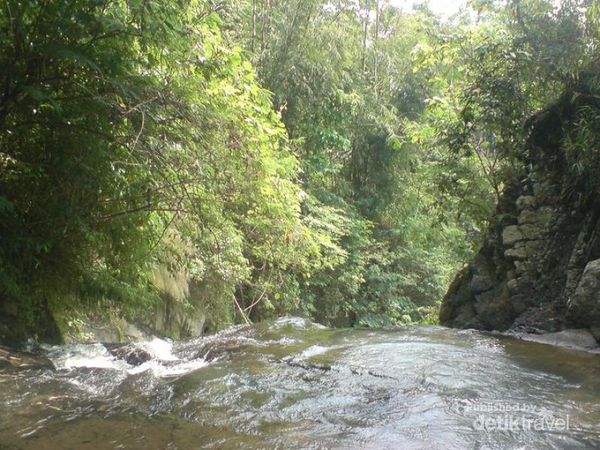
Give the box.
[44,338,208,377]
[298,344,331,359]
[45,343,129,371]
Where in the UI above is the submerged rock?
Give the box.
[0,345,55,370]
[105,344,152,366]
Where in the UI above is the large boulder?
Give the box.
[567,259,600,327]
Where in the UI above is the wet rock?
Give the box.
[519,224,543,241]
[472,287,515,331]
[590,327,600,344]
[196,342,241,362]
[504,245,528,260]
[567,259,600,327]
[518,240,542,256]
[516,195,536,210]
[517,209,538,225]
[471,273,494,295]
[512,329,600,352]
[0,295,62,347]
[55,313,154,345]
[517,206,554,226]
[0,346,55,370]
[510,294,533,315]
[511,304,562,332]
[513,261,528,276]
[440,266,478,328]
[506,277,533,295]
[502,225,524,247]
[105,344,152,366]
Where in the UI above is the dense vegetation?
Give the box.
[1,0,598,338]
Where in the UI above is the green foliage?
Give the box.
[227,0,600,327]
[223,0,484,327]
[562,74,600,194]
[0,0,315,332]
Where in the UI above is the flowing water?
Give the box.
[1,317,599,449]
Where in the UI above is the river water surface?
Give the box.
[1,318,599,449]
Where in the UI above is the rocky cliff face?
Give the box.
[440,73,600,343]
[0,265,208,346]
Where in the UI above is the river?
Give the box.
[1,317,599,449]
